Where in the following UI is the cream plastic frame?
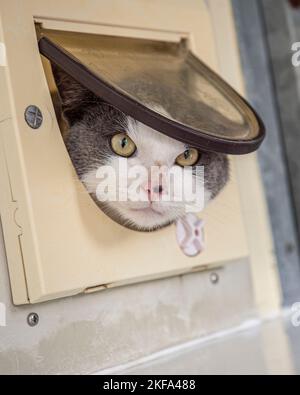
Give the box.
[0,0,279,311]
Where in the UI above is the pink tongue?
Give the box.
[176,213,205,257]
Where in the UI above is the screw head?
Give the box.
[24,105,43,129]
[210,272,219,284]
[27,312,39,327]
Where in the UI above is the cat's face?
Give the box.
[52,65,229,231]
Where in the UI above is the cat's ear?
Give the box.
[51,63,99,125]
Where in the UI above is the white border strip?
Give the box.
[0,43,6,66]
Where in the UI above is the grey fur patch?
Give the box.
[51,64,229,230]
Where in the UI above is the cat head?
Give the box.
[52,64,229,231]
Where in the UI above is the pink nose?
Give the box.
[144,182,164,200]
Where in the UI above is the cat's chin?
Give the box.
[98,201,178,232]
[118,208,175,232]
[125,207,174,232]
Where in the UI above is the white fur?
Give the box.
[81,111,210,231]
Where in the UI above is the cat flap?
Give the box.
[38,29,265,155]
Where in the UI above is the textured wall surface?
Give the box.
[0,221,255,374]
[232,0,300,304]
[120,316,298,375]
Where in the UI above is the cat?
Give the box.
[51,64,229,231]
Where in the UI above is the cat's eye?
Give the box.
[175,148,199,167]
[111,133,136,157]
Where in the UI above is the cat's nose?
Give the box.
[153,185,163,194]
[143,182,164,200]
